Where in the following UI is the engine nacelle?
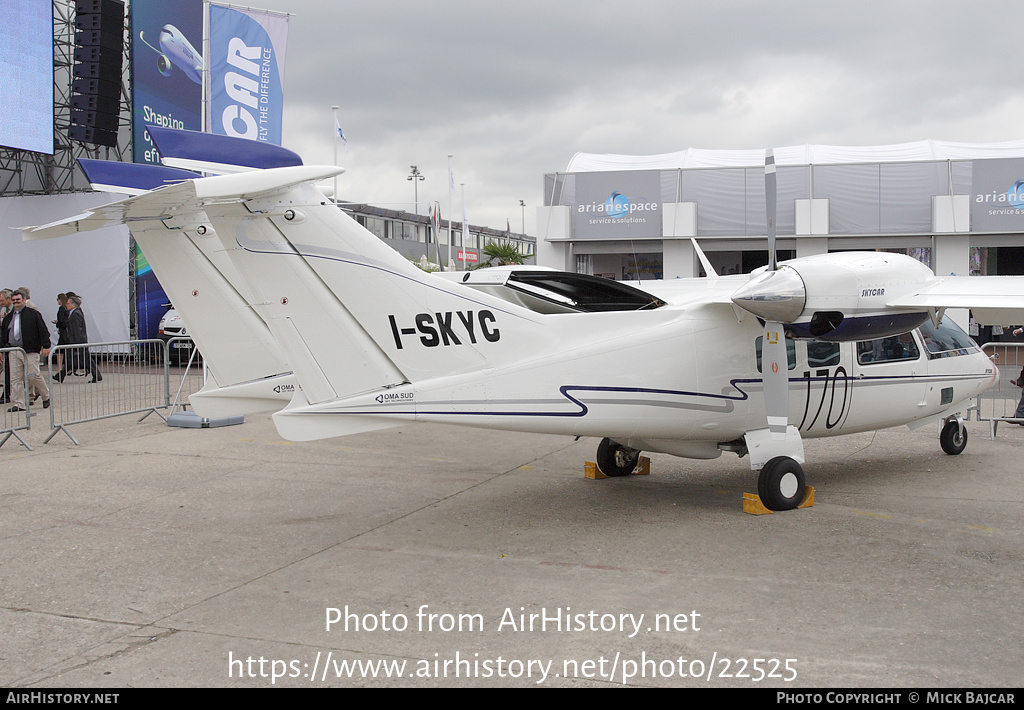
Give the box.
[731,252,934,341]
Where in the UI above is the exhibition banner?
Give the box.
[207,4,289,145]
[130,0,203,165]
[970,158,1024,232]
[130,0,203,338]
[572,171,663,239]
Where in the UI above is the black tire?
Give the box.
[757,456,806,511]
[596,438,641,477]
[940,420,967,455]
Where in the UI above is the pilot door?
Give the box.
[841,330,927,433]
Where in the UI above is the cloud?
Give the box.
[261,0,1024,232]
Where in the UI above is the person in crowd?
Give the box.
[17,286,39,312]
[0,289,11,403]
[0,289,50,411]
[15,286,46,401]
[54,295,102,383]
[53,293,70,375]
[1012,327,1024,425]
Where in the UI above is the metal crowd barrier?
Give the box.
[0,347,34,451]
[971,342,1024,438]
[43,338,205,445]
[166,336,205,415]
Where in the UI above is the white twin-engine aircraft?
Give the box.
[25,129,1024,510]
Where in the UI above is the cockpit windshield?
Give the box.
[504,272,665,312]
[919,317,980,359]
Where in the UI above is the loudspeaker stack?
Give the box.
[69,0,125,148]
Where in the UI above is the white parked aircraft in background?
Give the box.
[25,130,1024,510]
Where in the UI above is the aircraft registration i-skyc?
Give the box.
[23,129,1024,511]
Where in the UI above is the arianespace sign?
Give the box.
[971,158,1024,232]
[572,171,662,239]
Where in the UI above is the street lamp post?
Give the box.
[519,199,525,235]
[407,165,424,214]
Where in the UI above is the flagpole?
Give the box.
[331,106,340,206]
[447,155,453,271]
[460,183,466,271]
[202,1,210,132]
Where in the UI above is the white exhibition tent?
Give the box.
[566,139,1024,172]
[0,191,130,346]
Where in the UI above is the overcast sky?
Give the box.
[252,0,1024,234]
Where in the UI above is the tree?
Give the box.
[474,240,526,269]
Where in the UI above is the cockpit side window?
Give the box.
[857,332,920,365]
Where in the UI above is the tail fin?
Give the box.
[195,172,544,388]
[29,130,547,438]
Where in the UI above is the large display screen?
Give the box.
[0,0,54,154]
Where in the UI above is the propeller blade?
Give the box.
[762,321,789,439]
[765,148,777,272]
[762,150,787,438]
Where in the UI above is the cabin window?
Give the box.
[755,336,797,373]
[807,341,841,368]
[857,332,920,365]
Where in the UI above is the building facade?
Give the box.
[345,201,535,269]
[537,142,1024,284]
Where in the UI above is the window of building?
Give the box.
[364,217,388,240]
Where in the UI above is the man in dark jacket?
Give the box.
[54,295,101,383]
[0,289,50,411]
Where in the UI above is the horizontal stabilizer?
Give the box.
[22,201,129,240]
[148,125,304,175]
[21,171,295,395]
[78,159,200,195]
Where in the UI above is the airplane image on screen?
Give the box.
[25,128,1024,511]
[138,25,202,84]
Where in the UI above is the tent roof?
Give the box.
[565,140,1024,173]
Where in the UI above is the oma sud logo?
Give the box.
[375,391,414,404]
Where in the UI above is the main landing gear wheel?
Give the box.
[940,420,967,455]
[757,456,806,511]
[596,438,641,477]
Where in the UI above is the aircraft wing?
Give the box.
[888,275,1024,325]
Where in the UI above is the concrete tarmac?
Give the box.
[1,411,1022,687]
